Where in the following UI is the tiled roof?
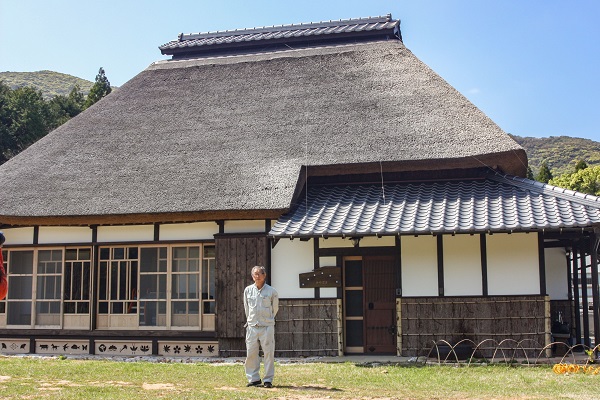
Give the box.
[159,15,399,54]
[269,174,600,238]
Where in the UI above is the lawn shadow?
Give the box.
[275,384,342,392]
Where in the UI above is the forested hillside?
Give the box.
[0,68,112,164]
[0,71,93,99]
[510,134,600,177]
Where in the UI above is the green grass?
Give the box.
[0,357,598,399]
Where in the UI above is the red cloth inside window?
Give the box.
[0,251,7,300]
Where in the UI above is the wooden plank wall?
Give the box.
[218,338,246,357]
[218,299,340,357]
[400,295,548,357]
[275,299,339,357]
[215,235,268,347]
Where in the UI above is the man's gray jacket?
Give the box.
[243,283,279,327]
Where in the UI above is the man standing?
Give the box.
[243,265,279,388]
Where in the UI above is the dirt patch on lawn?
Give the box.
[142,383,176,390]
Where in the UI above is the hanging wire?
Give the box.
[470,155,501,176]
[305,131,309,222]
[380,160,386,204]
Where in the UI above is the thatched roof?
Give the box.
[0,16,526,226]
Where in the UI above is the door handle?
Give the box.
[368,302,374,310]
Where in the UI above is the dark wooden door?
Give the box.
[363,256,396,354]
[215,234,268,339]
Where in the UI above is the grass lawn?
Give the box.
[0,356,598,399]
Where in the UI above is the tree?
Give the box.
[550,165,600,195]
[526,166,534,180]
[2,86,51,161]
[574,159,588,172]
[0,81,13,162]
[536,161,553,183]
[84,67,112,109]
[0,81,76,164]
[48,85,85,127]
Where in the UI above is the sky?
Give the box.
[1,0,599,141]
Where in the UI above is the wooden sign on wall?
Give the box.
[299,266,341,288]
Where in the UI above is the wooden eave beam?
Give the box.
[0,209,286,228]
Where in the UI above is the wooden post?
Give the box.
[395,236,401,297]
[581,241,591,347]
[314,238,320,299]
[591,231,600,350]
[336,299,343,356]
[396,298,402,356]
[572,242,582,344]
[545,296,552,357]
[480,234,488,296]
[437,235,444,297]
[90,225,98,332]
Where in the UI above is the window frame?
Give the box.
[97,243,216,331]
[1,247,93,329]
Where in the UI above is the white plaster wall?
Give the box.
[360,236,395,247]
[487,233,540,295]
[224,220,265,234]
[319,288,338,297]
[271,238,315,298]
[159,222,218,241]
[2,227,34,245]
[319,256,337,268]
[38,227,93,244]
[545,247,568,300]
[401,236,438,296]
[319,237,353,248]
[443,234,482,296]
[319,236,394,248]
[97,225,154,242]
[319,256,339,298]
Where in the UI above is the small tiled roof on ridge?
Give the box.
[269,174,600,238]
[159,14,400,57]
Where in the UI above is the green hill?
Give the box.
[510,134,600,177]
[0,70,93,99]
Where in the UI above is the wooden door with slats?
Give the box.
[363,255,396,354]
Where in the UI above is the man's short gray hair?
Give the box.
[251,265,266,275]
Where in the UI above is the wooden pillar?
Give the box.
[581,242,591,347]
[314,238,320,299]
[591,231,600,349]
[567,248,573,303]
[395,236,402,297]
[572,242,582,344]
[437,235,444,297]
[90,226,99,333]
[395,236,402,355]
[480,234,488,297]
[33,226,39,245]
[566,247,575,340]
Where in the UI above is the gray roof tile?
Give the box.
[160,15,399,53]
[270,175,600,237]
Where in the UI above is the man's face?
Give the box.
[252,269,266,287]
